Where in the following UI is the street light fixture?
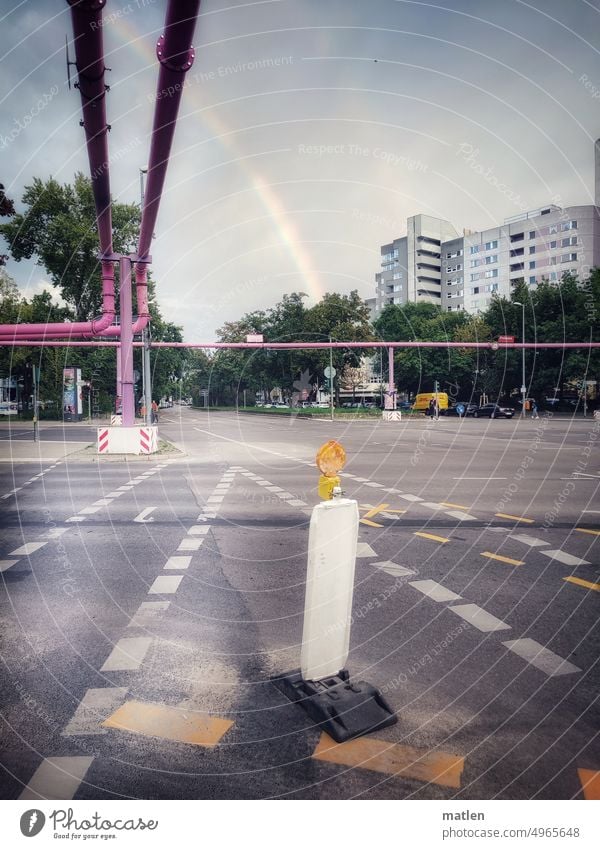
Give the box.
[513,301,526,415]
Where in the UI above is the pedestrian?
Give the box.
[426,398,434,417]
[151,400,159,423]
[531,399,539,419]
[140,402,146,419]
[433,396,440,420]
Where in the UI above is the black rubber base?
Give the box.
[272,668,397,743]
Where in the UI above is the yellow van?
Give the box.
[412,392,449,412]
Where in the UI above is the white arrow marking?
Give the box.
[134,506,156,523]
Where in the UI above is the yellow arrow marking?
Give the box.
[360,518,383,528]
[575,527,600,537]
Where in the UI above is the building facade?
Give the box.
[373,204,600,317]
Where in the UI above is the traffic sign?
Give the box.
[498,335,515,343]
[324,366,336,378]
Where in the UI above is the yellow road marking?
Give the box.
[481,551,525,566]
[578,768,600,800]
[313,733,464,788]
[441,502,470,510]
[575,527,600,537]
[563,576,600,593]
[414,531,450,543]
[360,503,389,528]
[495,513,534,523]
[102,701,233,747]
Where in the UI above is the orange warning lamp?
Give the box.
[316,440,346,499]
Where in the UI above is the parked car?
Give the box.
[474,403,515,419]
[273,402,288,409]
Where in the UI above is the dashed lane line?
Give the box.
[18,756,94,801]
[509,534,548,547]
[540,549,590,567]
[148,575,183,594]
[177,538,204,551]
[9,541,47,556]
[409,580,462,603]
[100,637,152,672]
[563,577,600,593]
[502,638,581,677]
[449,603,511,633]
[165,556,192,570]
[312,733,464,789]
[128,601,170,628]
[481,551,525,567]
[373,561,415,577]
[62,687,128,736]
[0,560,18,572]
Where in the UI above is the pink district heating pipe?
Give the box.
[0,0,115,342]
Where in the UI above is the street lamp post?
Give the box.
[514,301,526,415]
[139,167,152,426]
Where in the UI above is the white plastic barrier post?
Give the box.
[300,497,359,680]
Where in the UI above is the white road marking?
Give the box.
[177,538,204,551]
[188,525,210,535]
[128,601,170,627]
[207,495,224,504]
[453,477,507,480]
[398,494,424,502]
[373,561,415,577]
[357,542,377,558]
[118,485,134,491]
[449,603,511,632]
[267,485,284,492]
[19,756,94,800]
[197,511,217,520]
[106,491,125,498]
[409,580,462,602]
[93,498,113,506]
[66,516,86,523]
[9,542,46,556]
[165,556,192,569]
[540,549,590,567]
[100,637,152,671]
[445,510,478,521]
[278,492,294,499]
[365,482,385,488]
[44,528,69,539]
[216,483,230,489]
[502,638,581,676]
[0,560,18,572]
[510,534,549,547]
[353,477,369,482]
[78,506,101,515]
[287,499,307,507]
[133,507,156,523]
[62,687,128,736]
[422,502,445,510]
[148,575,183,594]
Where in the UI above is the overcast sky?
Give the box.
[1,0,599,338]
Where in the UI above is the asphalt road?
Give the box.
[0,408,598,800]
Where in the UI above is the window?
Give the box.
[484,240,498,250]
[562,236,577,247]
[510,232,524,242]
[471,286,480,295]
[470,245,480,254]
[529,276,536,284]
[484,269,498,278]
[490,282,499,292]
[529,261,536,269]
[529,230,536,239]
[470,259,480,268]
[394,284,401,292]
[529,246,536,254]
[392,272,402,279]
[562,252,577,263]
[470,273,479,282]
[561,220,577,231]
[485,255,498,264]
[549,240,557,249]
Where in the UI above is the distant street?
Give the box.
[0,408,598,800]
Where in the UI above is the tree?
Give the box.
[0,174,140,320]
[0,183,15,266]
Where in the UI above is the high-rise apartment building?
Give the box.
[371,141,600,317]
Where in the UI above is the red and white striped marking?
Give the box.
[98,429,109,453]
[140,428,151,454]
